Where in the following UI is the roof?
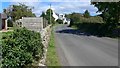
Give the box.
[0,13,7,19]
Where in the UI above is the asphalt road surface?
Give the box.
[54,25,118,66]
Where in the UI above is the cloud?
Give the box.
[49,2,99,15]
[1,0,100,16]
[2,0,90,2]
[47,0,90,2]
[1,0,39,2]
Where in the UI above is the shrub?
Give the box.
[2,28,43,67]
[7,19,13,27]
[56,19,63,24]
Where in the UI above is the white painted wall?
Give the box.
[52,11,58,21]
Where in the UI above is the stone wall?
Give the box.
[39,25,51,66]
[22,17,43,32]
[15,17,49,32]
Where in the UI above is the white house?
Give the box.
[45,10,70,25]
[52,11,58,21]
[58,13,70,25]
[63,18,70,25]
[59,14,65,20]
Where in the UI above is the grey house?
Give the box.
[0,13,8,30]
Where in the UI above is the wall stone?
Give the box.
[22,17,43,32]
[39,25,51,66]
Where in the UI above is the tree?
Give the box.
[65,13,82,26]
[84,10,90,18]
[40,12,46,18]
[45,9,55,24]
[56,19,63,24]
[91,2,120,27]
[3,3,36,21]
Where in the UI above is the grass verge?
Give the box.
[46,27,61,66]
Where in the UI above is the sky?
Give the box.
[0,0,102,17]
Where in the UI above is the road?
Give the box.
[54,25,118,66]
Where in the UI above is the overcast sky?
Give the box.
[0,0,101,17]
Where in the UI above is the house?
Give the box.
[59,14,65,20]
[58,14,70,25]
[63,18,70,25]
[0,13,8,30]
[52,11,58,21]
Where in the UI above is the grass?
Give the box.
[117,25,120,28]
[46,27,61,67]
[2,31,13,35]
[2,31,13,40]
[7,27,14,30]
[71,25,78,29]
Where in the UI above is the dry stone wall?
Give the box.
[21,17,43,32]
[39,25,51,66]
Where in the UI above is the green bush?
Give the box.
[75,23,118,37]
[7,20,13,27]
[2,28,43,67]
[56,19,63,24]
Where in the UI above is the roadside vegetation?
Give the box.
[40,9,55,25]
[46,27,61,66]
[0,32,2,68]
[2,3,59,67]
[1,3,45,67]
[66,2,120,38]
[2,28,43,67]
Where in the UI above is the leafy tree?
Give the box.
[45,9,55,24]
[65,13,82,26]
[40,12,46,18]
[3,3,36,21]
[91,2,120,27]
[84,10,90,18]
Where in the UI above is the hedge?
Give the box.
[75,23,119,37]
[2,28,43,67]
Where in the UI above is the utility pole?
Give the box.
[50,4,51,24]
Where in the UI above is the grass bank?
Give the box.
[46,27,61,66]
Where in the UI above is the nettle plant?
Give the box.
[2,28,43,67]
